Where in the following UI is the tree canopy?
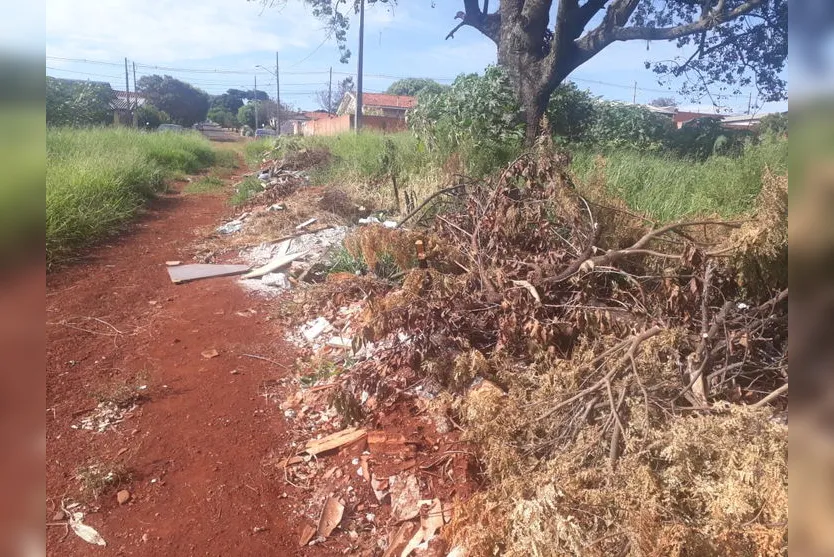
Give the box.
[46,77,114,127]
[137,75,210,127]
[385,78,447,97]
[277,0,786,143]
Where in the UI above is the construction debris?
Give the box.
[241,250,307,279]
[303,427,368,457]
[295,218,317,230]
[167,263,250,284]
[317,497,345,538]
[390,474,421,522]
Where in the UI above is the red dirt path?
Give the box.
[46,180,319,555]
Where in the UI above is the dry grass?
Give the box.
[75,462,132,500]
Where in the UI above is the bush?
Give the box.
[135,104,170,130]
[46,77,114,127]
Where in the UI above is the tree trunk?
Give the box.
[522,87,550,146]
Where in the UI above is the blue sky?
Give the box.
[45,0,788,114]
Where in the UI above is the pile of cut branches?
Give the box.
[311,141,788,555]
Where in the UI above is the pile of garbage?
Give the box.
[279,142,788,556]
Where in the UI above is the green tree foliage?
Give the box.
[210,90,246,115]
[46,77,115,127]
[759,112,788,136]
[137,75,210,127]
[207,107,238,128]
[585,102,676,151]
[409,67,597,150]
[385,78,446,98]
[409,66,523,152]
[135,104,171,129]
[237,100,294,129]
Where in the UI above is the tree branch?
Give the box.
[573,0,763,72]
[612,0,761,42]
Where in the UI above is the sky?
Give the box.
[45,0,789,115]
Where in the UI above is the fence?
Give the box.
[303,114,408,136]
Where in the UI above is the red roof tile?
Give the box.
[362,93,416,109]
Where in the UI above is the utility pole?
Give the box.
[254,75,259,131]
[124,58,132,126]
[632,81,637,104]
[328,66,333,115]
[747,92,753,115]
[276,52,281,135]
[132,62,138,109]
[355,0,365,133]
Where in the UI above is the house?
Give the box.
[111,90,146,125]
[720,113,772,131]
[671,111,724,129]
[336,92,417,118]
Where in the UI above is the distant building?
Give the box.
[336,92,417,119]
[111,90,146,125]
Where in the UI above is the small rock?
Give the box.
[230,369,240,375]
[117,490,131,505]
[52,510,66,521]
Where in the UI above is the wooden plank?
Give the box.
[241,251,308,279]
[167,264,250,284]
[303,427,368,456]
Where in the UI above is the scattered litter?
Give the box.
[260,272,290,289]
[167,263,250,284]
[230,369,240,375]
[268,203,284,211]
[390,474,421,522]
[301,317,333,342]
[258,171,270,181]
[317,497,345,538]
[201,349,219,359]
[217,220,244,234]
[116,490,131,505]
[69,513,106,546]
[299,523,317,546]
[358,216,381,225]
[327,336,353,349]
[383,220,398,229]
[165,260,181,266]
[295,218,317,230]
[77,401,136,433]
[241,251,308,279]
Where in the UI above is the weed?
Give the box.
[299,360,343,387]
[185,175,224,194]
[328,246,368,275]
[75,462,132,500]
[230,176,263,206]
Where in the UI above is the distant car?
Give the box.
[254,128,277,138]
[157,124,184,133]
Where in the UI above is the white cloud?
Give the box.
[46,0,321,62]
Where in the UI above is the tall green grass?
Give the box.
[47,127,220,266]
[571,137,787,221]
[249,130,786,222]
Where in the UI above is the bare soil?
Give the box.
[46,177,324,555]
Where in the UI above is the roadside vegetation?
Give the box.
[46,127,229,267]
